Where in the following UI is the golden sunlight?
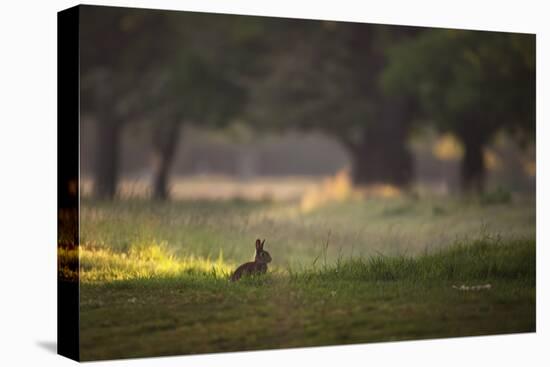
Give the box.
[75,243,234,282]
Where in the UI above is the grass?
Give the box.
[79,195,535,266]
[74,197,536,361]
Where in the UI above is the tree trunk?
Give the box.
[347,98,414,187]
[94,121,121,200]
[460,134,486,193]
[350,127,413,187]
[151,121,182,201]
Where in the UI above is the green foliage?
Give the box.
[248,23,417,141]
[80,7,257,128]
[79,8,536,195]
[382,29,535,141]
[381,28,535,191]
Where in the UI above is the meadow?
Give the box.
[72,191,536,360]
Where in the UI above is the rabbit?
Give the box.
[230,239,272,282]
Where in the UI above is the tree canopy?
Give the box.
[382,29,535,191]
[79,6,536,197]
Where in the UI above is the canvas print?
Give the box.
[58,4,536,361]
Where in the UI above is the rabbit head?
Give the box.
[255,239,272,264]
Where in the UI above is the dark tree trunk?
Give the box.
[455,117,491,194]
[151,121,182,201]
[347,98,414,187]
[350,126,413,187]
[460,134,486,193]
[94,121,121,200]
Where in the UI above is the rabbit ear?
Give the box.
[255,239,262,250]
[261,239,266,248]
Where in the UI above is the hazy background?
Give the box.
[78,6,535,202]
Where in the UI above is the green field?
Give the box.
[74,196,536,361]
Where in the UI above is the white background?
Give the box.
[0,0,547,365]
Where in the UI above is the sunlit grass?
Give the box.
[58,246,79,281]
[60,243,236,283]
[68,233,535,286]
[299,169,404,213]
[300,168,354,212]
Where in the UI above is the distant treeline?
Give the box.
[79,5,535,200]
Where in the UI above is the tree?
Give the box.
[382,29,535,192]
[249,21,420,187]
[80,6,174,199]
[80,7,257,200]
[145,54,247,200]
[141,13,262,200]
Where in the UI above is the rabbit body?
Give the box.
[230,261,267,281]
[230,239,271,282]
